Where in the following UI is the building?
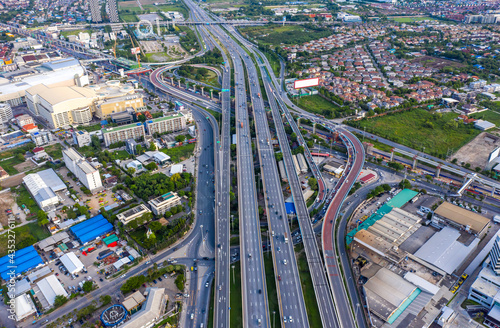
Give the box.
[297,153,308,173]
[117,204,152,225]
[292,154,301,175]
[70,214,113,244]
[0,57,87,107]
[89,0,102,22]
[145,114,186,136]
[415,226,479,275]
[73,130,91,147]
[148,192,182,216]
[102,123,145,147]
[169,164,183,176]
[120,288,167,328]
[23,168,67,211]
[107,0,120,23]
[278,160,288,182]
[14,294,36,321]
[94,87,143,119]
[60,252,84,274]
[475,120,496,131]
[30,131,53,146]
[126,160,143,172]
[36,275,68,307]
[0,103,13,129]
[490,235,500,275]
[126,139,139,155]
[122,290,146,314]
[433,202,490,237]
[25,84,95,128]
[16,114,34,127]
[63,148,103,193]
[0,246,44,281]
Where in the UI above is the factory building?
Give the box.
[36,275,68,308]
[148,192,182,217]
[433,202,489,237]
[296,153,308,173]
[145,113,186,136]
[292,155,301,176]
[278,160,288,182]
[103,123,146,147]
[22,168,67,211]
[63,148,103,193]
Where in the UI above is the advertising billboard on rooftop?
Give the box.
[294,78,319,89]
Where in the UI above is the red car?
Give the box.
[278,275,281,281]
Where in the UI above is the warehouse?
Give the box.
[22,168,67,211]
[414,226,479,274]
[36,274,68,307]
[122,290,146,314]
[70,214,113,244]
[433,202,489,237]
[14,294,37,321]
[37,231,71,252]
[297,153,308,173]
[0,245,43,280]
[353,207,422,257]
[60,252,84,274]
[278,160,288,182]
[292,155,301,175]
[364,268,433,326]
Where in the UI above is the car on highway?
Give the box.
[205,282,209,288]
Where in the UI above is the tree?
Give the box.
[37,210,48,226]
[54,295,68,308]
[175,135,185,143]
[399,179,412,189]
[100,295,112,306]
[149,142,156,151]
[138,114,146,123]
[175,273,185,291]
[127,167,136,175]
[91,135,101,150]
[275,152,283,162]
[149,221,162,232]
[82,281,93,293]
[145,162,158,171]
[136,144,144,155]
[308,178,318,191]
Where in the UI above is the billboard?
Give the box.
[131,47,141,55]
[294,77,319,89]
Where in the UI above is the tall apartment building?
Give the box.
[148,192,182,216]
[89,0,102,23]
[102,123,145,147]
[107,0,119,23]
[491,235,500,275]
[0,103,13,131]
[145,114,186,136]
[63,148,103,193]
[30,131,53,147]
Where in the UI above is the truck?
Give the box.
[257,93,261,98]
[284,233,288,244]
[240,121,243,128]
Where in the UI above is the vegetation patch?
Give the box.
[160,143,195,163]
[347,109,480,158]
[0,222,50,257]
[390,16,437,22]
[296,95,342,119]
[238,24,333,46]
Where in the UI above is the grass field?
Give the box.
[44,144,63,159]
[61,29,92,38]
[296,94,341,119]
[471,110,500,127]
[143,4,189,18]
[390,16,437,22]
[0,157,22,175]
[15,184,41,215]
[119,13,139,22]
[160,143,195,162]
[238,25,332,46]
[0,222,50,257]
[296,246,322,328]
[348,109,480,158]
[230,261,242,328]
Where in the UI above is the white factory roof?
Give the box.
[404,272,440,295]
[36,274,68,306]
[37,169,67,191]
[60,252,84,274]
[414,226,479,274]
[475,120,496,131]
[38,232,71,251]
[170,164,183,175]
[14,294,36,321]
[29,83,96,106]
[23,169,62,207]
[27,266,52,282]
[14,279,31,297]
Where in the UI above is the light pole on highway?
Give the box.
[232,265,235,284]
[273,311,275,328]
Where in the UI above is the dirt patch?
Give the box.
[118,1,139,8]
[451,132,500,169]
[0,191,16,227]
[411,55,466,70]
[14,160,36,172]
[0,173,25,188]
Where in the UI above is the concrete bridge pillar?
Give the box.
[218,92,221,101]
[313,123,316,135]
[463,176,468,184]
[492,187,496,197]
[210,90,213,100]
[436,165,441,178]
[201,87,204,96]
[193,85,196,93]
[297,117,300,128]
[178,80,181,88]
[412,156,418,170]
[170,77,174,85]
[390,148,395,162]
